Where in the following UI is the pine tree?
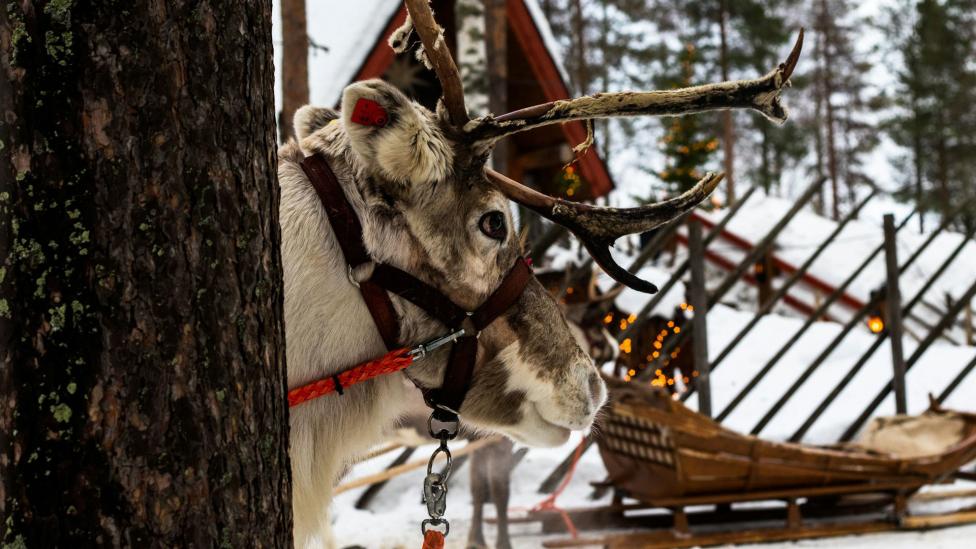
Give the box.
[881,0,976,231]
[655,45,719,195]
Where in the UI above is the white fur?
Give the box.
[341,81,454,186]
[280,84,606,547]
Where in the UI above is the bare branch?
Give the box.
[468,29,804,143]
[402,0,469,126]
[487,169,724,293]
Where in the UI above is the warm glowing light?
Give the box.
[628,369,636,377]
[566,287,574,295]
[566,188,575,197]
[652,351,660,359]
[692,370,699,377]
[667,379,675,386]
[667,321,675,328]
[619,319,628,331]
[627,313,637,323]
[603,313,613,324]
[868,315,885,334]
[653,341,663,350]
[673,326,681,334]
[620,338,632,354]
[679,303,688,311]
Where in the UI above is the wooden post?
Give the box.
[966,299,974,346]
[883,214,908,414]
[689,220,712,417]
[756,252,775,311]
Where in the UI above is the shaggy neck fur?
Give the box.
[279,126,452,548]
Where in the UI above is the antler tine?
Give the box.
[487,169,724,293]
[466,29,804,143]
[403,0,469,126]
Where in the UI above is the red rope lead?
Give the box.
[421,529,445,549]
[288,347,414,407]
[530,435,587,538]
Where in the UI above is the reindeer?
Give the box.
[277,2,802,546]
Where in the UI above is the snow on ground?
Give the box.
[694,193,976,320]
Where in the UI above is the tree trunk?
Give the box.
[812,28,827,216]
[1,2,291,547]
[485,0,508,173]
[718,0,735,204]
[818,0,841,220]
[280,0,310,141]
[571,0,588,96]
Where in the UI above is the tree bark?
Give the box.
[280,0,310,141]
[571,0,588,96]
[485,0,508,173]
[1,2,291,547]
[718,0,735,205]
[812,28,827,216]
[818,0,841,220]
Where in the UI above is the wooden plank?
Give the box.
[790,227,975,441]
[883,214,908,414]
[334,436,502,495]
[708,207,917,410]
[900,508,976,528]
[712,190,878,420]
[840,277,976,441]
[912,488,976,502]
[354,446,416,510]
[543,521,898,548]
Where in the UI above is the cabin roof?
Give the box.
[303,0,614,197]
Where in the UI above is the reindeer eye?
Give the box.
[478,211,507,241]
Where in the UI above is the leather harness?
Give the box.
[299,153,532,421]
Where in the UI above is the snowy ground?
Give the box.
[330,434,976,548]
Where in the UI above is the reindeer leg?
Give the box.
[467,441,490,549]
[487,438,516,549]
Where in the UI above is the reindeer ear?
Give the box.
[294,105,339,141]
[341,80,454,186]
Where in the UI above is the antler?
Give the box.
[393,1,801,293]
[403,0,469,126]
[487,169,724,293]
[465,29,804,143]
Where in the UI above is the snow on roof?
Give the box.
[306,0,402,107]
[523,0,572,86]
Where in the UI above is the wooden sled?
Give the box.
[540,379,976,547]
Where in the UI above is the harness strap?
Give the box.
[371,264,468,327]
[299,152,532,418]
[301,154,400,350]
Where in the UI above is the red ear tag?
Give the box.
[351,98,389,127]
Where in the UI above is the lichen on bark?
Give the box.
[0,1,291,546]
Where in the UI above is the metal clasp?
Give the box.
[409,328,466,359]
[419,411,459,540]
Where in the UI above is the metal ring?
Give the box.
[427,412,460,440]
[347,264,361,288]
[421,518,450,537]
[426,444,453,478]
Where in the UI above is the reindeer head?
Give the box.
[286,0,802,446]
